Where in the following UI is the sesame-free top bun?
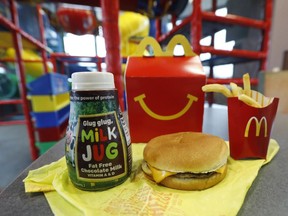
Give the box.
[142,132,229,190]
[144,132,228,173]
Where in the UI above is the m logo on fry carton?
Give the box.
[244,116,268,137]
[134,93,198,120]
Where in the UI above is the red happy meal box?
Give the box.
[125,35,206,143]
[228,90,279,159]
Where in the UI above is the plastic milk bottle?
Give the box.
[65,72,132,191]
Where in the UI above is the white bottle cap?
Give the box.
[71,72,115,90]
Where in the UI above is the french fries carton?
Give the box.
[125,35,206,142]
[227,90,279,159]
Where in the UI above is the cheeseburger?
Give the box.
[141,132,229,190]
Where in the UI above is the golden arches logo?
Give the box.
[244,116,268,137]
[134,94,198,120]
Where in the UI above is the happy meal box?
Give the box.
[228,90,279,159]
[125,35,206,143]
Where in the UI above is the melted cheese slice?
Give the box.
[148,164,226,183]
[216,165,226,174]
[147,164,176,183]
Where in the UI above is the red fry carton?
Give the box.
[125,35,206,143]
[228,90,279,159]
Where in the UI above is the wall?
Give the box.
[266,0,288,71]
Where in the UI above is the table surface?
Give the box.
[1,105,288,216]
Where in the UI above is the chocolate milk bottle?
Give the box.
[65,72,132,190]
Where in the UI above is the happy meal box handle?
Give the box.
[165,35,197,57]
[133,34,197,57]
[133,36,164,57]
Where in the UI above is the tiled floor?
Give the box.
[0,125,32,190]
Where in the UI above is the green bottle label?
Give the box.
[65,90,132,190]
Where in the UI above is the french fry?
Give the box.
[238,94,261,108]
[202,74,264,108]
[230,82,243,97]
[243,73,251,96]
[202,84,232,98]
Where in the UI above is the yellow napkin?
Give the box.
[23,157,66,192]
[24,140,279,216]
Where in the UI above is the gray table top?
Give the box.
[1,105,288,215]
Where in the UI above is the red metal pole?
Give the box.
[171,15,177,28]
[9,0,38,160]
[202,12,267,29]
[157,16,191,42]
[191,0,202,55]
[260,0,273,70]
[100,0,124,110]
[36,4,49,74]
[207,0,217,106]
[0,14,50,51]
[50,53,57,72]
[155,19,162,41]
[49,53,105,74]
[201,46,266,59]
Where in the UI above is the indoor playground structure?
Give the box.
[0,0,272,161]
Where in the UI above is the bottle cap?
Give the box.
[71,72,115,90]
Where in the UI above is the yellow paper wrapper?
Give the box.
[23,157,67,193]
[24,140,279,216]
